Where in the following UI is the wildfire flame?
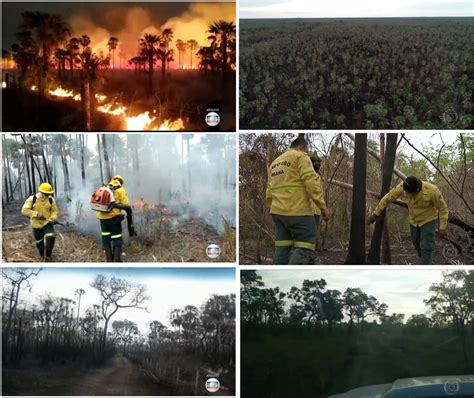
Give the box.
[36,85,184,131]
[158,118,185,131]
[97,103,126,116]
[49,87,81,101]
[2,81,6,88]
[125,112,156,131]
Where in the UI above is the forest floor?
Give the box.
[2,355,173,395]
[2,201,235,262]
[240,238,473,265]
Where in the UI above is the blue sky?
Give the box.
[7,267,235,333]
[34,267,235,281]
[240,0,473,18]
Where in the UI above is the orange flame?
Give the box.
[37,85,184,131]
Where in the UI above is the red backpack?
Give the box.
[90,186,116,212]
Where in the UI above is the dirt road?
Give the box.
[2,356,173,396]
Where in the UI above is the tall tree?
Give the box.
[345,133,367,264]
[367,133,398,264]
[186,39,198,69]
[208,20,236,79]
[91,275,148,355]
[112,319,138,354]
[16,12,70,96]
[101,134,112,181]
[107,37,119,69]
[139,33,160,94]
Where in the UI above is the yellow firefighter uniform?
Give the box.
[21,194,58,228]
[374,181,449,229]
[266,149,327,216]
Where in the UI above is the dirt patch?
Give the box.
[2,356,173,396]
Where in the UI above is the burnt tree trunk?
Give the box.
[97,134,104,184]
[345,133,367,264]
[81,82,91,131]
[101,134,112,181]
[367,133,398,264]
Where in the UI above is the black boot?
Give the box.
[104,243,113,262]
[113,245,123,262]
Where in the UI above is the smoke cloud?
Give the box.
[54,133,236,242]
[68,3,235,67]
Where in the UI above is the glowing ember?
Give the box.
[2,81,6,88]
[31,85,37,91]
[125,112,156,130]
[95,94,107,101]
[158,118,185,131]
[98,103,126,116]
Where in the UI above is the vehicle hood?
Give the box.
[330,375,474,398]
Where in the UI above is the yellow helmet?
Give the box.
[113,175,125,185]
[38,183,54,195]
[108,180,122,190]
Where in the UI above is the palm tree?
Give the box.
[107,37,119,69]
[208,20,236,74]
[186,39,198,69]
[175,39,187,69]
[53,48,68,80]
[16,11,70,96]
[80,35,91,49]
[66,37,80,80]
[139,33,160,94]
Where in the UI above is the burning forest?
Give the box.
[2,268,236,396]
[2,133,236,262]
[1,2,236,131]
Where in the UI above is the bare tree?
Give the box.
[2,268,42,362]
[90,274,149,355]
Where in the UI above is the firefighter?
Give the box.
[21,183,58,262]
[96,179,129,262]
[111,175,127,198]
[368,176,449,265]
[266,138,331,265]
[310,154,324,248]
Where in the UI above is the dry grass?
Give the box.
[2,218,236,263]
[2,226,104,263]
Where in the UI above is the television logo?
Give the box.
[205,111,220,127]
[207,244,221,259]
[444,380,460,395]
[205,378,220,393]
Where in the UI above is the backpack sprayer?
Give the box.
[90,186,137,237]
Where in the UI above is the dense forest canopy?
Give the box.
[240,18,473,129]
[239,132,473,264]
